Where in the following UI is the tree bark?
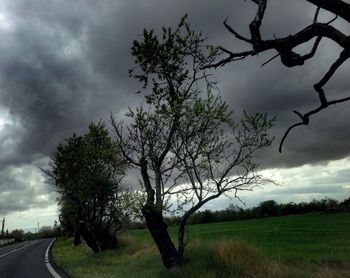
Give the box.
[73,217,82,246]
[142,204,182,269]
[79,222,100,253]
[73,229,81,246]
[177,220,186,258]
[94,226,118,250]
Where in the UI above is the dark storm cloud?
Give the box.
[0,0,349,217]
[0,2,92,166]
[0,159,56,215]
[0,0,328,167]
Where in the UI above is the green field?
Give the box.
[53,212,350,277]
[129,212,350,262]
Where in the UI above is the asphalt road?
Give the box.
[0,238,68,278]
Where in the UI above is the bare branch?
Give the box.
[313,7,321,23]
[326,15,338,25]
[279,94,350,152]
[316,49,350,90]
[261,53,279,67]
[223,18,251,43]
[249,0,267,44]
[110,114,141,167]
[306,0,350,23]
[279,49,350,152]
[203,48,257,69]
[208,0,350,152]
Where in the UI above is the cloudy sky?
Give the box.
[0,0,349,231]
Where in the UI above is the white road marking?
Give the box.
[0,241,35,258]
[45,238,61,278]
[0,239,62,277]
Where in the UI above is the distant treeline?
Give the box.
[0,222,63,243]
[152,197,350,227]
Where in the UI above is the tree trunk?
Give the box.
[94,227,118,250]
[73,231,81,246]
[178,220,186,258]
[73,221,82,246]
[177,203,205,257]
[79,222,100,253]
[142,204,182,269]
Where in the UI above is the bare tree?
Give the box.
[207,0,350,152]
[111,16,274,269]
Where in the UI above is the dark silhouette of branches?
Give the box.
[111,16,274,269]
[206,0,350,152]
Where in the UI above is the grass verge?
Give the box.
[53,236,349,277]
[53,212,350,277]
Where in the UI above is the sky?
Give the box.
[0,0,349,231]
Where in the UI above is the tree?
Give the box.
[208,0,350,152]
[47,122,133,252]
[256,200,278,217]
[111,16,274,268]
[38,226,57,238]
[10,229,25,242]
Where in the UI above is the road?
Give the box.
[0,238,68,278]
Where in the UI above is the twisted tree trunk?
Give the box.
[142,204,182,269]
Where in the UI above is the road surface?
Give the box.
[0,238,69,278]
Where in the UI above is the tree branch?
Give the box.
[306,0,350,23]
[279,49,350,152]
[223,19,251,43]
[208,0,350,152]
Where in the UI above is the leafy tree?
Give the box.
[10,229,25,242]
[112,16,274,268]
[208,0,350,151]
[38,226,57,238]
[256,200,278,217]
[341,197,350,208]
[47,122,134,252]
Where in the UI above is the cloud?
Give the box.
[252,158,350,204]
[269,185,343,195]
[0,157,56,216]
[1,0,348,169]
[0,0,349,226]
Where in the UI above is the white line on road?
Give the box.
[0,241,35,258]
[45,238,61,278]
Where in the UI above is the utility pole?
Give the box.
[37,222,40,233]
[1,217,5,236]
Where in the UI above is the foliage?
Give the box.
[38,224,62,238]
[112,15,274,268]
[47,121,133,252]
[10,229,25,242]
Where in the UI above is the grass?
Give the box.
[52,212,350,277]
[130,212,350,262]
[52,236,163,277]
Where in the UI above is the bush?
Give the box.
[10,229,25,242]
